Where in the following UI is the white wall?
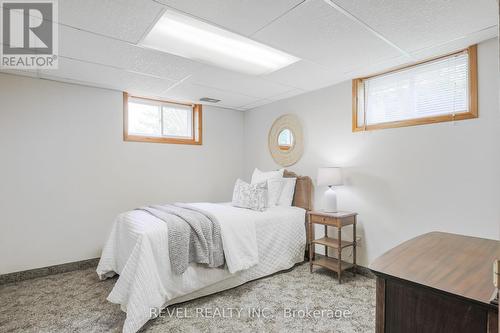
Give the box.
[1,39,498,275]
[0,74,244,274]
[243,38,500,266]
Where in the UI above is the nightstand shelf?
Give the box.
[308,211,358,283]
[312,254,354,273]
[312,237,354,249]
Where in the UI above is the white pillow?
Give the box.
[251,168,284,184]
[231,179,267,211]
[277,178,296,206]
[267,178,285,207]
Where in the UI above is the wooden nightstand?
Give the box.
[307,211,357,283]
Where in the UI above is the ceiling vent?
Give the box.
[199,97,221,103]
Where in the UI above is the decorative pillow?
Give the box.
[231,179,267,211]
[277,178,297,206]
[267,178,285,207]
[251,168,284,184]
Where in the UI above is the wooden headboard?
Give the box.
[283,170,313,211]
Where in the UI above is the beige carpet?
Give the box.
[0,263,375,332]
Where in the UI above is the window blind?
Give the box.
[357,51,469,127]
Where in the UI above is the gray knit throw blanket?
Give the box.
[137,203,224,275]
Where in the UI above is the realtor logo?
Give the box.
[1,0,58,68]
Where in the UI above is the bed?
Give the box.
[96,170,313,333]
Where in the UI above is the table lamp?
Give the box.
[317,167,343,213]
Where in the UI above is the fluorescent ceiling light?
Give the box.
[140,10,300,75]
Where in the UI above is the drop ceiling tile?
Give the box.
[238,88,305,109]
[267,88,305,102]
[237,88,305,110]
[164,82,256,108]
[39,57,177,95]
[344,30,498,80]
[409,27,498,62]
[330,0,498,52]
[58,0,164,43]
[253,0,400,69]
[156,0,304,36]
[59,26,203,81]
[343,54,410,80]
[263,60,347,91]
[185,66,295,99]
[238,99,273,110]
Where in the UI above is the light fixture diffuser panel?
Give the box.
[140,10,300,75]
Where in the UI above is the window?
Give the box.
[352,45,477,131]
[123,93,202,145]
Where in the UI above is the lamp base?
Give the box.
[323,187,338,213]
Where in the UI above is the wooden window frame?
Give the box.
[352,45,478,132]
[123,92,202,145]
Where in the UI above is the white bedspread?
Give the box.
[96,203,306,333]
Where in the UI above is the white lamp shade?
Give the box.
[317,167,343,187]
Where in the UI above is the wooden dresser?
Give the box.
[370,232,500,333]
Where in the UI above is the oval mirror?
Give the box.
[268,114,304,167]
